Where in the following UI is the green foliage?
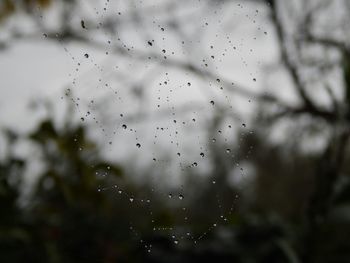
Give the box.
[1,115,350,262]
[0,0,52,22]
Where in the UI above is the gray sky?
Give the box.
[0,0,284,186]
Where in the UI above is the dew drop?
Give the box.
[81,20,86,29]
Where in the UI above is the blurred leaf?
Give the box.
[30,119,57,142]
[0,0,15,22]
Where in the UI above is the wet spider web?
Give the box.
[38,0,267,253]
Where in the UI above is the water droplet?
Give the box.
[122,124,127,129]
[84,53,89,58]
[242,123,246,127]
[178,194,184,200]
[129,197,134,202]
[200,152,205,158]
[168,194,173,198]
[210,100,215,105]
[136,143,141,148]
[177,152,181,157]
[226,148,231,153]
[81,20,86,29]
[147,41,153,46]
[174,240,179,245]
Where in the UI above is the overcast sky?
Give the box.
[0,0,285,186]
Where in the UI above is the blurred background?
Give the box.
[1,0,350,262]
